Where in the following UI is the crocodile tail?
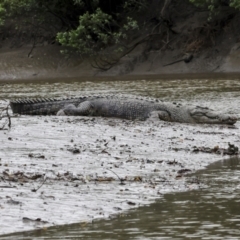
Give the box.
[10,98,59,115]
[10,97,84,115]
[10,99,36,114]
[10,101,20,114]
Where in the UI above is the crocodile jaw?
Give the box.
[196,115,237,125]
[191,111,238,125]
[158,107,238,125]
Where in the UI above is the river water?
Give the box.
[5,157,240,240]
[0,76,240,239]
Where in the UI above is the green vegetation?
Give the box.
[230,0,240,9]
[55,0,141,55]
[56,8,138,55]
[189,0,240,11]
[0,0,143,55]
[0,0,239,55]
[0,4,5,25]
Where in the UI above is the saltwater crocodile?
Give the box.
[10,95,237,125]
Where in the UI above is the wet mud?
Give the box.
[0,78,239,235]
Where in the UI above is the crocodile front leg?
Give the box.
[57,101,94,116]
[156,110,172,122]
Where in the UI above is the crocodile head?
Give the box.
[189,106,237,125]
[158,106,238,125]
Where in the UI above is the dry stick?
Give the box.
[6,105,11,128]
[28,40,35,58]
[0,105,11,130]
[31,177,48,192]
[162,54,193,67]
[28,32,37,58]
[107,169,125,185]
[0,186,16,188]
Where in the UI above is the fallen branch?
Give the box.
[6,105,11,128]
[163,53,193,67]
[0,104,11,130]
[31,177,47,192]
[107,169,125,185]
[0,186,16,188]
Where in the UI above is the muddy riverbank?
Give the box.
[0,78,239,235]
[1,41,240,81]
[0,113,238,235]
[4,157,239,240]
[1,0,240,81]
[1,13,240,82]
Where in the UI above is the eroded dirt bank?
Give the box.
[1,41,240,81]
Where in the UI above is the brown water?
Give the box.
[1,78,240,111]
[0,77,240,239]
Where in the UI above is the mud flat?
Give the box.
[0,109,239,235]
